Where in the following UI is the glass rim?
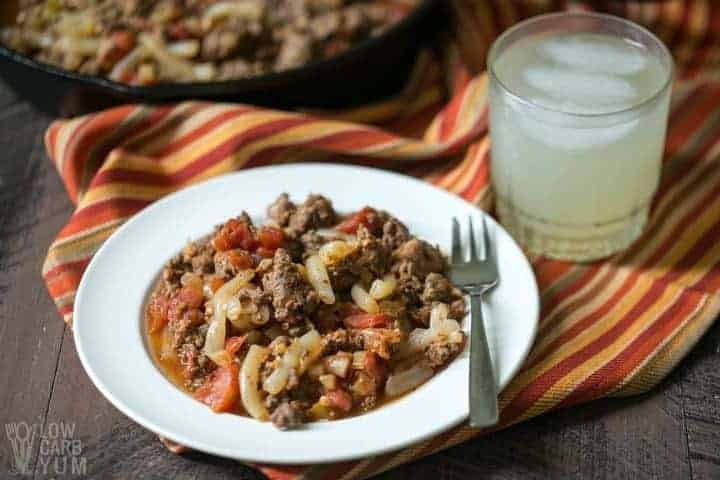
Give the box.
[487,11,674,119]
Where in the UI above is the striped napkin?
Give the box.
[42,1,720,479]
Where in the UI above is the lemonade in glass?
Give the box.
[488,13,673,261]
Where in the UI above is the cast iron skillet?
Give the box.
[0,0,443,117]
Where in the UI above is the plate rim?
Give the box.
[72,163,539,464]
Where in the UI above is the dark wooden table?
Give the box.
[1,82,719,480]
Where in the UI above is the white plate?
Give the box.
[74,164,538,464]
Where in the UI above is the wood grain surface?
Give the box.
[0,82,718,480]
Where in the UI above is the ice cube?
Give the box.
[523,66,638,113]
[539,36,648,76]
[515,112,640,151]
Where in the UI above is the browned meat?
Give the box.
[262,248,318,324]
[381,217,410,251]
[450,298,466,320]
[162,254,190,289]
[355,225,390,278]
[236,211,255,228]
[170,305,204,349]
[177,323,211,387]
[267,193,297,227]
[270,401,306,430]
[299,231,324,256]
[324,226,389,290]
[426,340,463,368]
[213,250,242,277]
[287,194,337,236]
[184,241,216,275]
[410,304,432,327]
[237,286,273,326]
[421,273,455,303]
[397,275,423,306]
[321,328,364,355]
[393,239,446,280]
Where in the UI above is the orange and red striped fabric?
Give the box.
[42,1,720,479]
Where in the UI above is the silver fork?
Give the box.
[450,216,499,428]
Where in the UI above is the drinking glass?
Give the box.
[488,13,673,261]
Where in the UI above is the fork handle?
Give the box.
[468,292,499,428]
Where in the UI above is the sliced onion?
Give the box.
[369,274,397,300]
[352,350,366,370]
[296,329,322,366]
[262,366,289,396]
[315,228,354,241]
[193,63,217,81]
[167,40,199,58]
[202,1,264,29]
[385,363,434,397]
[351,284,379,314]
[240,345,269,420]
[56,37,101,55]
[448,331,464,344]
[204,270,254,363]
[325,354,351,378]
[319,374,337,390]
[261,330,322,395]
[306,255,335,304]
[139,33,195,80]
[207,349,233,367]
[160,327,175,361]
[202,314,227,361]
[439,319,461,334]
[405,328,432,354]
[318,240,355,265]
[429,303,449,331]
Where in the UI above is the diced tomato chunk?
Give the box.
[208,276,226,293]
[225,336,247,356]
[326,389,353,413]
[336,207,376,234]
[343,313,389,329]
[147,293,169,333]
[212,218,257,251]
[178,285,204,308]
[225,249,255,269]
[194,363,240,413]
[258,226,285,250]
[364,352,388,387]
[256,246,275,258]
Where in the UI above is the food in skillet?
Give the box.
[145,194,467,429]
[1,0,416,85]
